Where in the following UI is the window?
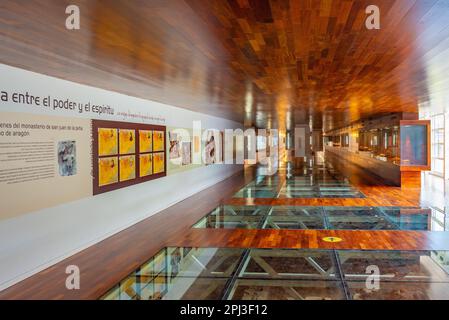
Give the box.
[431,114,445,176]
[431,207,446,231]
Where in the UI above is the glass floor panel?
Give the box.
[270,206,324,216]
[233,187,278,198]
[263,216,325,229]
[240,249,338,280]
[278,186,365,199]
[193,206,433,231]
[206,205,270,216]
[319,193,365,198]
[101,248,449,300]
[234,165,364,199]
[254,176,282,187]
[282,187,316,191]
[381,207,432,230]
[233,180,365,199]
[196,215,264,229]
[347,281,449,300]
[285,179,349,185]
[338,250,449,282]
[284,181,315,186]
[326,217,397,230]
[230,280,346,300]
[277,191,321,198]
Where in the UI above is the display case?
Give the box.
[399,120,431,188]
[324,135,341,147]
[357,119,429,169]
[400,120,431,170]
[358,126,400,165]
[324,114,430,188]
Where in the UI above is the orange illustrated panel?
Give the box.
[119,155,136,182]
[98,157,118,186]
[140,153,153,177]
[139,130,153,153]
[153,152,165,174]
[98,128,118,156]
[119,129,136,155]
[153,131,165,152]
[193,136,200,153]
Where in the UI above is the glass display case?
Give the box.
[358,126,400,165]
[400,120,431,169]
[324,115,430,188]
[324,135,341,147]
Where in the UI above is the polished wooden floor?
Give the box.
[0,159,446,299]
[172,229,449,251]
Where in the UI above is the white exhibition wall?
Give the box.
[0,64,242,290]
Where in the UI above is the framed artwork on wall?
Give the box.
[139,130,153,153]
[92,120,167,195]
[153,152,165,174]
[153,130,165,152]
[204,130,216,165]
[168,128,193,168]
[98,157,118,186]
[139,153,153,177]
[193,136,200,153]
[98,128,118,156]
[182,142,191,165]
[119,155,136,182]
[119,129,136,155]
[169,131,181,161]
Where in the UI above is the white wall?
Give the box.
[0,64,242,290]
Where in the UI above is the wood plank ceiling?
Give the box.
[1,0,449,130]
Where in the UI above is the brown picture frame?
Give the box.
[92,119,167,195]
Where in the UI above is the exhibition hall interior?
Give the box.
[1,0,449,301]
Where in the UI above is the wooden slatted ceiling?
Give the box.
[1,0,449,129]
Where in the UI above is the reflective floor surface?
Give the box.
[234,165,365,199]
[100,162,448,301]
[101,247,449,300]
[193,206,433,231]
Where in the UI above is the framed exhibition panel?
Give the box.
[92,120,166,195]
[400,120,431,171]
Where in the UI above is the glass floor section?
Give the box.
[101,247,449,300]
[233,182,365,199]
[233,167,365,198]
[193,206,433,231]
[278,184,365,198]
